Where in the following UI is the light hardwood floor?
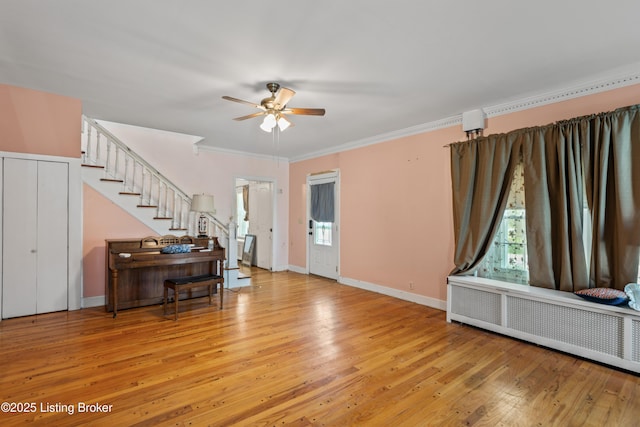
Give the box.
[1,268,639,426]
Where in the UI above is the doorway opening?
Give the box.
[235,178,275,272]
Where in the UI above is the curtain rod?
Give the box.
[443,129,484,147]
[442,103,640,149]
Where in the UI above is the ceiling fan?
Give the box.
[222,82,325,132]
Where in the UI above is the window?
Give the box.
[478,208,529,284]
[313,221,332,246]
[478,162,605,286]
[478,162,529,284]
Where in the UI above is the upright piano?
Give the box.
[106,235,225,316]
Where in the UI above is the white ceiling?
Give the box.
[2,1,640,160]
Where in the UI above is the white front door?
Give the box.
[308,172,339,280]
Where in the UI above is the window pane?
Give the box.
[478,208,529,284]
[477,162,529,284]
[314,221,332,246]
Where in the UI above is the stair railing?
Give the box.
[81,116,228,239]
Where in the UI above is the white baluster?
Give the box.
[123,156,129,191]
[85,124,92,164]
[114,146,120,180]
[104,138,112,177]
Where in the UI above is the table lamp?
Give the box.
[191,194,215,238]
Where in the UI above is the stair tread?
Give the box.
[101,178,124,183]
[82,164,104,169]
[153,217,173,220]
[137,205,158,208]
[119,192,141,196]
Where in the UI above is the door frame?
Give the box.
[306,170,340,278]
[234,175,277,272]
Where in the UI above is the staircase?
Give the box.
[81,116,239,284]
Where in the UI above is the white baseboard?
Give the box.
[83,295,105,308]
[339,276,446,311]
[288,265,307,275]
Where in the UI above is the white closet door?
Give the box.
[36,161,68,313]
[2,159,68,318]
[2,158,39,318]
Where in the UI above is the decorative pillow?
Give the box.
[574,288,628,306]
[624,283,640,311]
[161,244,192,254]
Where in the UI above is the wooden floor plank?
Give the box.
[2,268,640,426]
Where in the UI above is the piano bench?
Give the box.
[163,274,224,320]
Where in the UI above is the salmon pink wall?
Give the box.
[290,129,458,304]
[82,184,156,298]
[0,84,81,157]
[289,83,640,306]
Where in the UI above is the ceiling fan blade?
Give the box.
[222,95,264,109]
[284,107,326,116]
[232,111,266,121]
[273,87,295,109]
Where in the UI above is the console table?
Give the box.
[106,236,225,317]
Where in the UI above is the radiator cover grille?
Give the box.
[507,296,623,357]
[450,285,501,325]
[633,319,640,362]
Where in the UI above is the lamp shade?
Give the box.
[191,194,215,212]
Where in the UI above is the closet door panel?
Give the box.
[36,161,68,313]
[2,158,38,318]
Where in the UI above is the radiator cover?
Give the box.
[447,276,640,373]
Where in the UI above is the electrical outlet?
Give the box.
[409,282,414,290]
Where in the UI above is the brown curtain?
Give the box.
[521,123,588,291]
[242,185,249,221]
[450,104,640,291]
[449,133,522,275]
[583,105,640,289]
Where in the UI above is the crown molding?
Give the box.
[291,64,640,163]
[290,115,462,163]
[484,68,640,117]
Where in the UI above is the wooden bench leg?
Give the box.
[164,276,223,320]
[219,281,223,309]
[174,288,179,321]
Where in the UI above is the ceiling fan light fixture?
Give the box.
[260,113,277,132]
[223,82,325,133]
[277,115,291,131]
